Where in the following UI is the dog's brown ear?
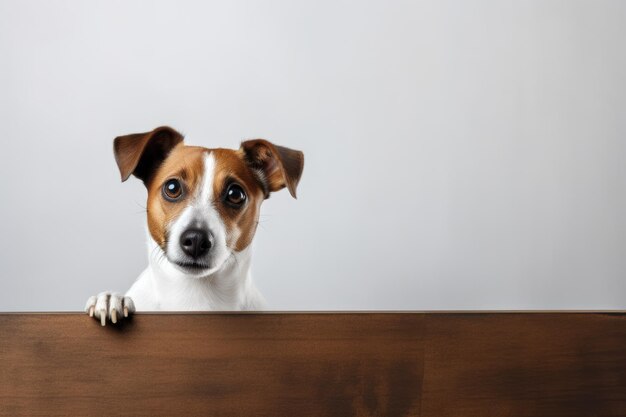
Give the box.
[240,139,304,199]
[113,126,184,184]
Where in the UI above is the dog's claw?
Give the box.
[85,292,135,326]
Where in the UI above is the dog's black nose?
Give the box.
[180,229,212,259]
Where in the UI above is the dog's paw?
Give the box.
[84,292,135,326]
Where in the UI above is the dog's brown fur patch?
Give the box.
[211,149,265,251]
[146,145,207,248]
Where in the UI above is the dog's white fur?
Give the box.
[85,152,265,325]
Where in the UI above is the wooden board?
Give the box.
[0,312,624,416]
[421,313,626,417]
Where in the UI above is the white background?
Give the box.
[1,0,624,311]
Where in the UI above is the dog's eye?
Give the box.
[225,184,246,206]
[162,179,183,201]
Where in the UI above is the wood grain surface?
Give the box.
[0,312,624,416]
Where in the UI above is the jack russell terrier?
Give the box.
[85,126,304,325]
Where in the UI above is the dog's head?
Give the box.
[114,126,304,277]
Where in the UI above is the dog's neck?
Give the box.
[145,232,254,310]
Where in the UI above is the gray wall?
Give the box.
[1,0,624,311]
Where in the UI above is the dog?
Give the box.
[85,126,304,325]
